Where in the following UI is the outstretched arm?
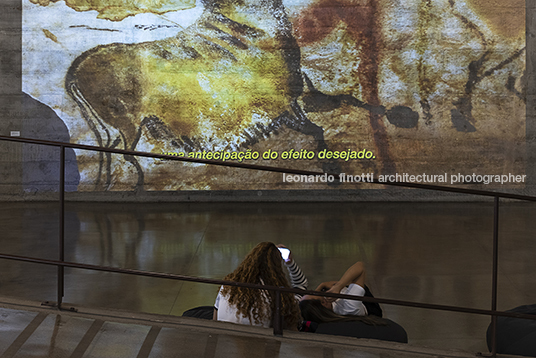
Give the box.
[285,260,308,291]
[277,244,308,292]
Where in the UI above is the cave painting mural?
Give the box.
[22,0,526,191]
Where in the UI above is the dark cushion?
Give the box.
[315,319,408,343]
[363,285,383,317]
[487,304,536,357]
[182,306,214,320]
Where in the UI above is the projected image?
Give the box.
[22,0,526,191]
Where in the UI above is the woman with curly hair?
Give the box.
[213,242,307,329]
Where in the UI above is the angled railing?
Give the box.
[1,134,536,357]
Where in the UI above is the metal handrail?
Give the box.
[1,134,535,355]
[1,135,535,201]
[0,252,535,318]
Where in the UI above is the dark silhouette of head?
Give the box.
[222,242,301,327]
[299,298,382,325]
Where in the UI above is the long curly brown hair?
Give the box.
[221,242,301,328]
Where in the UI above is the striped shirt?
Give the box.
[285,260,308,298]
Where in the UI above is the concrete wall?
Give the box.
[0,0,21,198]
[0,0,534,201]
[527,0,536,196]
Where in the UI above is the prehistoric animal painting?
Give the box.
[22,0,526,191]
[292,0,526,180]
[65,0,339,190]
[29,0,196,20]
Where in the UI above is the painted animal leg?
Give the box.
[301,73,420,175]
[67,82,127,190]
[301,74,386,116]
[123,153,145,191]
[119,120,150,191]
[285,100,341,176]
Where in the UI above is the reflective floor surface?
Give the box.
[0,301,480,358]
[1,201,536,354]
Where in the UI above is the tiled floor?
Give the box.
[0,303,479,358]
[1,201,535,354]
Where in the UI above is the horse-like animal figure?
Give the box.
[66,0,336,189]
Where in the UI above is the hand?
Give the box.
[276,244,293,263]
[315,281,337,292]
[321,296,336,306]
[323,283,343,303]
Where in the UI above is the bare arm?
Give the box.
[213,288,221,321]
[327,261,366,296]
[315,281,338,291]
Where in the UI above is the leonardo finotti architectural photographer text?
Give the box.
[282,173,527,185]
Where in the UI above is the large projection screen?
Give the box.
[21,0,526,192]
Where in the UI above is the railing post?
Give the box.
[273,288,283,336]
[58,145,65,309]
[489,196,500,357]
